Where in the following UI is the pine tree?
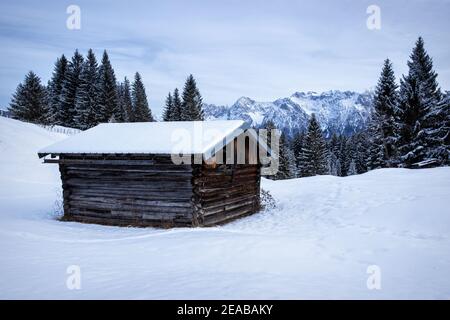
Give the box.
[8,71,49,124]
[291,131,304,176]
[396,37,443,167]
[300,114,329,177]
[350,132,369,174]
[115,83,127,123]
[328,152,341,176]
[116,82,125,121]
[366,112,385,170]
[347,159,357,176]
[339,136,351,176]
[427,93,450,165]
[172,88,183,121]
[117,77,134,122]
[97,50,120,123]
[181,74,204,121]
[273,132,295,180]
[59,50,84,127]
[132,72,153,122]
[43,85,51,121]
[328,133,342,176]
[261,120,278,177]
[263,120,276,150]
[162,92,174,121]
[74,49,100,129]
[47,55,68,124]
[329,134,340,156]
[369,58,399,167]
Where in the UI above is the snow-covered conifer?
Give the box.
[291,131,304,176]
[350,132,369,174]
[59,50,84,127]
[117,77,134,122]
[181,74,204,121]
[97,50,120,123]
[8,71,48,124]
[369,58,399,167]
[339,136,351,176]
[74,49,100,129]
[396,37,443,167]
[273,132,295,180]
[300,114,329,177]
[47,55,68,124]
[162,92,174,121]
[172,88,183,121]
[366,112,385,170]
[132,72,153,122]
[347,159,357,176]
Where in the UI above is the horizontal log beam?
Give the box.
[70,189,193,201]
[68,194,192,208]
[62,214,194,228]
[202,204,256,226]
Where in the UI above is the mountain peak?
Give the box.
[204,90,373,138]
[235,96,255,105]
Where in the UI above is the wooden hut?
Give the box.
[38,120,267,227]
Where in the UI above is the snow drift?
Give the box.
[0,117,449,299]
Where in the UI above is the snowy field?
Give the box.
[0,116,449,299]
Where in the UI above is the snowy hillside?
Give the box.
[1,117,450,299]
[204,90,373,137]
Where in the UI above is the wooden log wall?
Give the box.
[193,163,261,226]
[54,152,261,228]
[58,154,195,227]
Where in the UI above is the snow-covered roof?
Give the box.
[38,120,252,158]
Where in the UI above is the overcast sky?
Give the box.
[0,0,449,116]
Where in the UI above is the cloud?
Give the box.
[0,0,449,115]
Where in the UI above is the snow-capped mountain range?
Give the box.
[204,90,374,138]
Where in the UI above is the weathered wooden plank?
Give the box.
[69,207,190,221]
[65,173,192,181]
[69,200,193,214]
[197,183,257,194]
[62,153,176,158]
[202,199,255,217]
[70,208,192,222]
[66,173,193,183]
[58,159,160,166]
[70,189,193,201]
[194,178,258,189]
[202,204,256,226]
[62,214,194,228]
[65,164,192,172]
[198,190,256,204]
[66,169,192,176]
[68,194,192,208]
[68,184,193,192]
[142,212,193,220]
[200,166,258,176]
[68,191,192,199]
[62,153,174,159]
[65,188,193,198]
[64,178,193,189]
[194,172,258,182]
[201,194,257,210]
[68,207,111,217]
[44,159,60,163]
[68,211,185,225]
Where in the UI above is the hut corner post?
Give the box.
[59,157,71,219]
